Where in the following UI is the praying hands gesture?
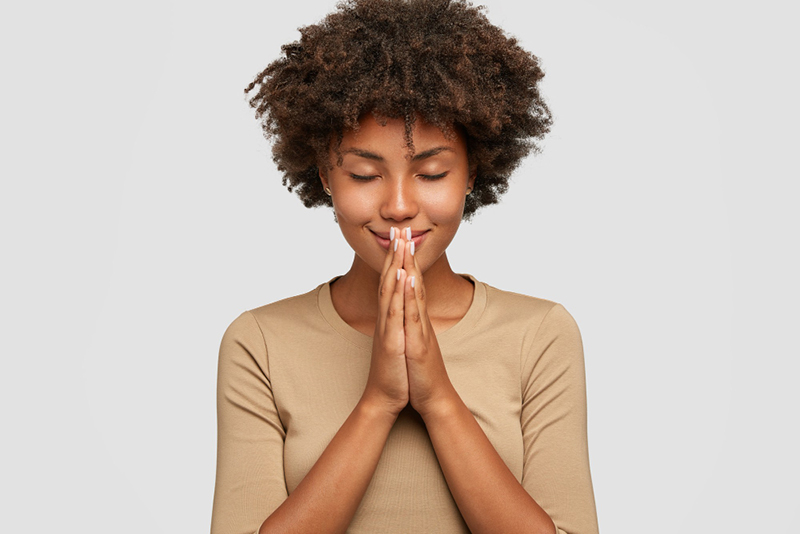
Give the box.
[258,226,556,534]
[364,226,456,419]
[355,226,556,534]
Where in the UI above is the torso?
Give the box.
[241,278,573,533]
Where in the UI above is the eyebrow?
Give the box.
[341,146,456,162]
[411,147,455,161]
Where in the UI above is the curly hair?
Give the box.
[245,0,551,219]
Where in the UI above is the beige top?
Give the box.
[211,276,598,534]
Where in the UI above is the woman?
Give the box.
[211,1,598,533]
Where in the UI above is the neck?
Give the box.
[330,252,470,328]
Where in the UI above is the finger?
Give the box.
[403,273,425,351]
[379,226,397,282]
[407,249,429,335]
[401,241,427,335]
[379,227,401,285]
[378,232,405,316]
[401,240,420,291]
[385,267,407,346]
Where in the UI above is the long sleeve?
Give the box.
[520,304,599,534]
[211,311,288,534]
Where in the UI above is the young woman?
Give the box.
[211,1,598,533]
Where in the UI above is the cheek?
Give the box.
[332,190,375,226]
[426,186,467,225]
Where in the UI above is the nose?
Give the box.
[380,177,418,223]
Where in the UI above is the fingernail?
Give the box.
[390,227,395,240]
[411,276,415,288]
[410,241,415,256]
[405,227,411,240]
[394,239,398,251]
[397,269,401,280]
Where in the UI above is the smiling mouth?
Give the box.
[370,229,429,250]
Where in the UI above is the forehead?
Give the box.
[338,115,465,158]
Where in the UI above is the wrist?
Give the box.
[415,384,463,423]
[357,391,405,423]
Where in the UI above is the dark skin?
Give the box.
[324,115,477,337]
[330,253,474,336]
[258,116,556,534]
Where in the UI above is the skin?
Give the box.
[324,115,476,338]
[258,115,556,534]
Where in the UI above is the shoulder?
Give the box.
[221,283,326,344]
[482,282,557,314]
[247,284,323,325]
[480,281,576,328]
[473,279,582,355]
[473,281,587,386]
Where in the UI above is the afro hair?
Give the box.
[245,0,552,219]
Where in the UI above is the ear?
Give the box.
[319,167,330,190]
[467,167,477,192]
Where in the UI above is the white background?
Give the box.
[2,0,797,532]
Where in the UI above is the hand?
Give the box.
[361,227,410,417]
[400,237,458,419]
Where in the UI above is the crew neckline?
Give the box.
[317,274,487,350]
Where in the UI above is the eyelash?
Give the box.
[348,172,448,181]
[349,174,378,181]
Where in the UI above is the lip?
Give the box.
[370,229,429,251]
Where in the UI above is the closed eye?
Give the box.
[420,172,448,180]
[349,173,378,181]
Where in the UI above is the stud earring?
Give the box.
[324,187,332,196]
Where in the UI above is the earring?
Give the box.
[324,187,332,196]
[466,188,473,196]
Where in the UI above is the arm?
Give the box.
[213,235,412,534]
[257,397,397,534]
[400,265,555,534]
[210,310,288,534]
[420,394,557,533]
[401,248,597,533]
[259,237,412,533]
[519,304,599,534]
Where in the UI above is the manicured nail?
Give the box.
[411,276,415,288]
[405,227,411,240]
[397,269,401,280]
[410,241,415,256]
[390,227,395,240]
[394,239,398,251]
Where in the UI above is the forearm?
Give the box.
[421,391,556,534]
[259,397,397,534]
